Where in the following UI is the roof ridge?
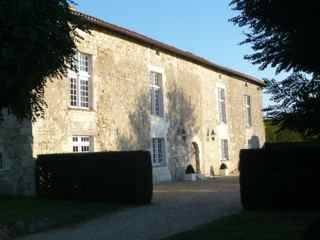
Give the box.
[72,10,265,87]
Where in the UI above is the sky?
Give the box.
[76,0,287,107]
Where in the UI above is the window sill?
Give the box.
[151,114,165,119]
[152,163,167,168]
[68,107,95,112]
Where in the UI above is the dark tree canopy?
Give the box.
[264,120,307,143]
[230,0,320,75]
[230,0,320,139]
[0,0,89,121]
[265,74,320,138]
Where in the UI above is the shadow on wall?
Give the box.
[248,135,260,149]
[0,114,34,196]
[110,83,200,181]
[166,83,200,180]
[116,93,150,151]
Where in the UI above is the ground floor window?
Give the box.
[220,139,229,161]
[152,138,166,166]
[0,152,9,170]
[72,136,92,153]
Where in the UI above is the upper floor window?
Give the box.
[218,88,227,124]
[152,138,166,166]
[244,95,252,128]
[220,139,229,161]
[69,52,91,109]
[150,71,164,117]
[72,136,92,153]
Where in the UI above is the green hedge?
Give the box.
[36,151,153,205]
[240,143,320,210]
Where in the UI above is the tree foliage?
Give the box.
[264,120,309,143]
[230,0,320,139]
[265,74,320,138]
[0,0,89,121]
[230,0,320,75]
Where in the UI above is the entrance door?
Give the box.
[191,142,201,174]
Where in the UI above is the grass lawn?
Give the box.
[0,197,123,227]
[163,211,320,240]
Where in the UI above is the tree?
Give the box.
[230,1,320,75]
[0,0,89,121]
[264,74,320,138]
[264,120,309,143]
[230,0,320,138]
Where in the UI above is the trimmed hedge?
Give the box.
[36,151,153,204]
[240,143,320,210]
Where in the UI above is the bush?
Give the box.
[240,143,320,210]
[36,151,153,205]
[220,163,228,170]
[185,165,195,174]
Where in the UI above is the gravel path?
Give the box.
[18,177,241,240]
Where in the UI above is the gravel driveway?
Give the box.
[19,177,241,240]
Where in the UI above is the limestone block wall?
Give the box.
[31,27,266,181]
[0,23,265,195]
[0,115,35,196]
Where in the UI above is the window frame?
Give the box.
[218,87,227,124]
[72,136,92,153]
[69,52,91,110]
[220,139,229,162]
[151,138,166,166]
[244,95,253,128]
[150,71,164,117]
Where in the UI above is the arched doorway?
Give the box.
[191,142,201,174]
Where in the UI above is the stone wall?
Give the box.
[32,27,264,180]
[0,115,35,196]
[0,24,265,194]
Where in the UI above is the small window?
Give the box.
[152,138,166,165]
[244,95,252,128]
[218,88,227,124]
[72,136,92,153]
[0,152,8,170]
[220,139,229,161]
[69,52,91,109]
[150,71,164,117]
[79,53,89,73]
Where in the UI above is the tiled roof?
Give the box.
[73,10,265,87]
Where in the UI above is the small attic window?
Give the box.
[218,74,222,79]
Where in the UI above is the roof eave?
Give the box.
[72,10,266,87]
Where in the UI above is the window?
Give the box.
[150,71,164,117]
[69,52,91,109]
[218,88,227,124]
[152,138,166,165]
[0,152,8,170]
[220,139,229,161]
[244,95,252,128]
[72,136,92,153]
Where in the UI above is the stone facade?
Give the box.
[0,13,265,196]
[0,115,35,196]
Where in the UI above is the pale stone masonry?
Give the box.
[0,10,265,196]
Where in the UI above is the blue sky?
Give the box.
[77,0,286,107]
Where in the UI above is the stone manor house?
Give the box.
[0,10,265,196]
